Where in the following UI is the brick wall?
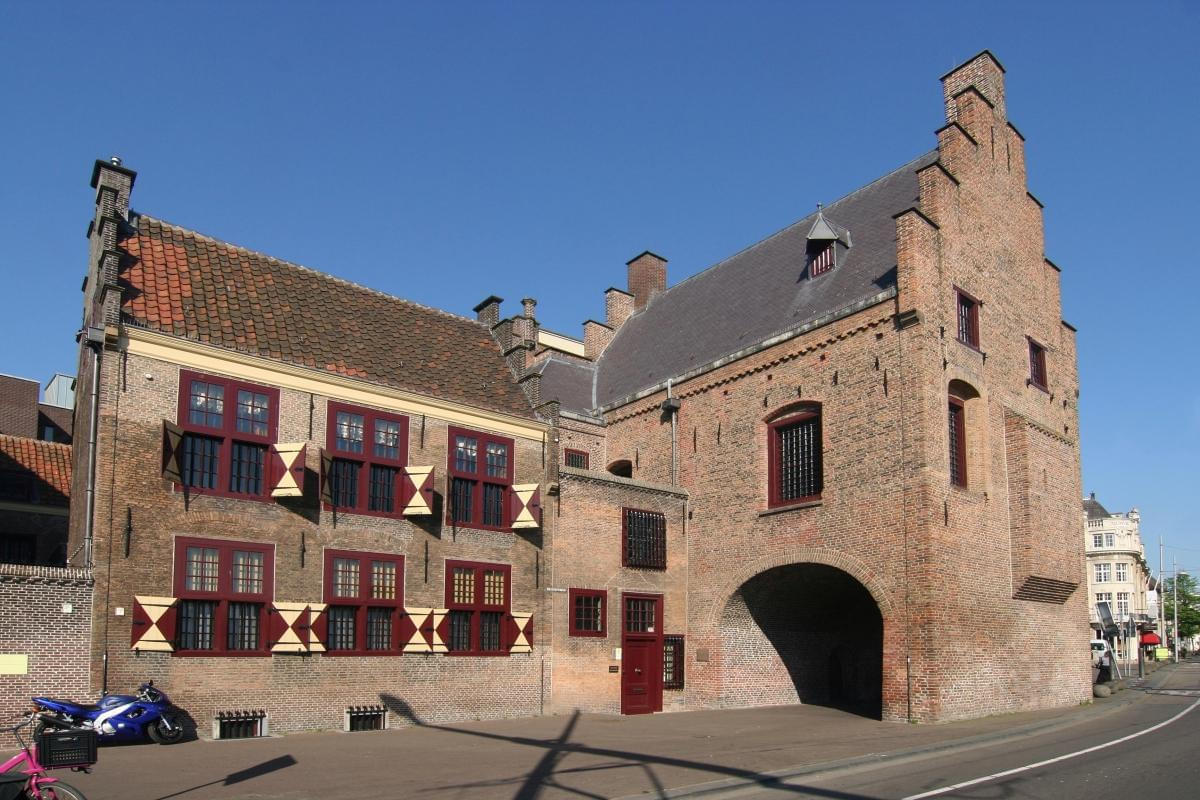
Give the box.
[0,564,93,746]
[0,375,38,439]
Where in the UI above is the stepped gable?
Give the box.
[118,215,538,420]
[0,434,71,506]
[595,151,939,409]
[534,356,596,415]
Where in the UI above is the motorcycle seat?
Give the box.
[43,699,101,713]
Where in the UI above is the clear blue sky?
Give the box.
[2,2,1197,567]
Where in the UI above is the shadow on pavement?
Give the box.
[380,693,878,800]
[150,754,297,800]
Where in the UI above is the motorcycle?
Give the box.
[33,681,184,745]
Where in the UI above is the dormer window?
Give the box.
[805,209,848,280]
[810,242,835,277]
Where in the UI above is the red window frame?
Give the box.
[447,426,515,531]
[810,242,835,277]
[568,588,607,637]
[948,396,967,488]
[324,401,410,517]
[1027,337,1048,391]
[321,549,405,656]
[172,535,274,657]
[663,634,685,689]
[176,370,279,501]
[767,405,823,508]
[444,559,511,656]
[955,288,981,350]
[622,507,667,570]
[564,448,589,469]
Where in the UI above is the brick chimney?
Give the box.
[626,251,667,310]
[473,295,504,327]
[941,50,1006,125]
[584,319,614,360]
[605,287,635,329]
[86,157,136,328]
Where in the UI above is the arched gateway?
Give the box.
[718,562,886,719]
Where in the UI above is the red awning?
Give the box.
[1140,633,1161,645]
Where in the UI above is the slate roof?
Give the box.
[592,151,939,409]
[0,435,71,506]
[119,215,538,420]
[1083,494,1111,520]
[534,357,596,414]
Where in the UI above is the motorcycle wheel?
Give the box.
[31,779,89,800]
[146,714,184,745]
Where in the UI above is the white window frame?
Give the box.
[1095,563,1111,583]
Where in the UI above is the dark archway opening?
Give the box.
[720,563,883,719]
[607,459,633,478]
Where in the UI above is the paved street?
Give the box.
[45,661,1195,800]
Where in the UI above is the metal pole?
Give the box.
[1160,537,1165,652]
[1174,559,1180,663]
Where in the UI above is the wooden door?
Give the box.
[621,593,662,714]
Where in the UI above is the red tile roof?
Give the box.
[119,216,538,420]
[0,435,71,506]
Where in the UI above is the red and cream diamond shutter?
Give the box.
[400,607,432,653]
[430,608,450,654]
[131,595,176,652]
[402,467,435,516]
[319,449,333,505]
[270,444,307,498]
[162,421,184,483]
[308,603,327,653]
[509,484,541,529]
[269,602,310,653]
[507,611,533,654]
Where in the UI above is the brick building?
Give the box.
[67,51,1088,735]
[0,434,72,565]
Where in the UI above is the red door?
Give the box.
[621,593,663,715]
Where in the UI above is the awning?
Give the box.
[1140,633,1161,645]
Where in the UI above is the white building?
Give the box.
[1084,493,1156,661]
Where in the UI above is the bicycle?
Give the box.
[0,715,93,800]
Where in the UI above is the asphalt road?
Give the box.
[721,661,1200,799]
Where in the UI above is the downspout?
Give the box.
[82,327,105,568]
[667,379,678,485]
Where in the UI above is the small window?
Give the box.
[663,635,685,690]
[1115,563,1128,582]
[1092,533,1102,548]
[623,508,666,570]
[447,427,514,530]
[1095,563,1111,583]
[809,242,835,278]
[1028,338,1048,390]
[568,589,606,637]
[321,549,404,655]
[325,402,409,517]
[956,289,980,349]
[1104,533,1114,547]
[172,536,273,655]
[767,405,823,508]
[564,449,589,470]
[445,560,510,655]
[948,397,967,488]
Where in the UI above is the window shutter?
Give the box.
[319,449,333,505]
[270,443,307,498]
[402,466,435,516]
[507,611,533,653]
[509,484,541,529]
[308,604,327,653]
[161,420,184,483]
[269,601,310,653]
[131,595,176,652]
[430,608,449,653]
[401,607,432,653]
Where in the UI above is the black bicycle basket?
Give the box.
[35,728,98,768]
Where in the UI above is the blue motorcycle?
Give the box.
[33,681,184,745]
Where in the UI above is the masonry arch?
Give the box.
[715,551,888,719]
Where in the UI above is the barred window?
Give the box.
[564,449,589,469]
[1028,338,1048,390]
[956,289,980,348]
[451,477,474,523]
[368,465,398,512]
[329,459,359,508]
[483,483,505,527]
[229,442,265,495]
[624,597,656,633]
[445,560,510,655]
[177,371,276,501]
[768,407,822,507]
[173,537,272,656]
[809,242,835,277]
[182,434,221,490]
[623,508,666,570]
[321,550,404,655]
[663,635,685,690]
[948,398,966,488]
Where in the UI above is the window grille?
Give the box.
[229,442,265,495]
[177,600,216,650]
[451,477,474,523]
[1028,339,1048,389]
[182,434,220,489]
[810,242,835,277]
[345,705,386,732]
[483,483,505,526]
[327,606,357,650]
[956,291,980,348]
[366,608,393,651]
[948,399,966,487]
[330,459,359,508]
[371,561,396,600]
[663,635,685,690]
[625,598,656,633]
[368,465,397,512]
[333,558,360,597]
[777,416,822,502]
[186,547,220,592]
[480,611,502,651]
[453,568,475,604]
[215,710,266,739]
[623,509,666,570]
[449,610,472,652]
[226,603,260,650]
[231,550,264,594]
[564,449,589,469]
